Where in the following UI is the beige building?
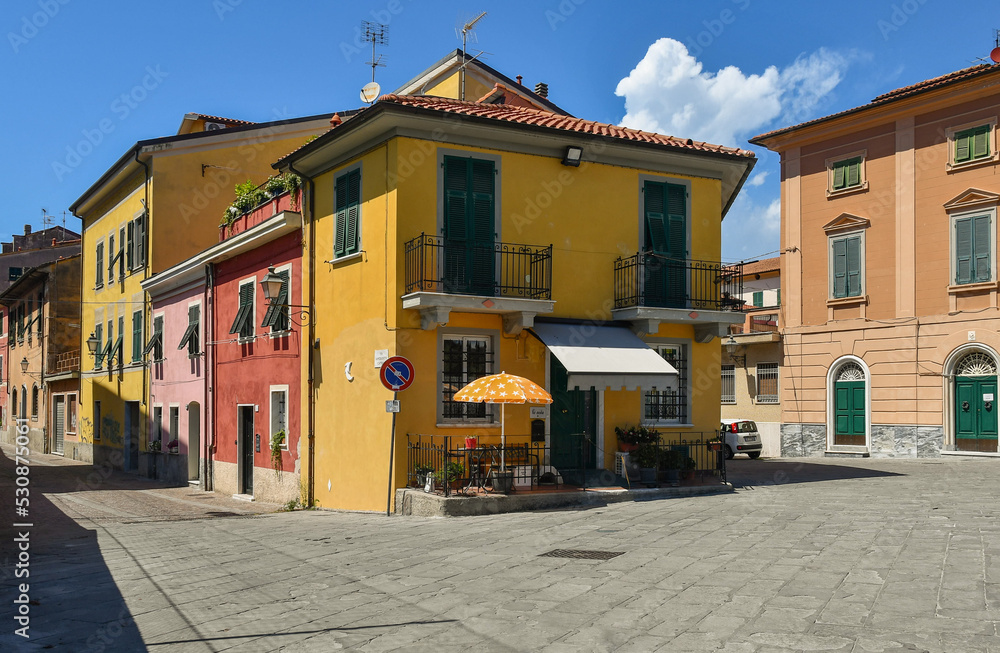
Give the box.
[722,257,781,457]
[751,64,1000,457]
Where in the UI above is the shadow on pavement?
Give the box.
[725,457,904,490]
[0,446,147,652]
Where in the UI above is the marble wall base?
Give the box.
[870,425,942,458]
[780,423,827,457]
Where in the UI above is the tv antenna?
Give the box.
[41,208,54,230]
[991,29,1000,64]
[458,11,486,101]
[361,21,388,84]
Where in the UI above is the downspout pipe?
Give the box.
[204,263,214,491]
[288,163,315,507]
[133,149,151,421]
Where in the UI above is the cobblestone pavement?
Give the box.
[4,444,1000,652]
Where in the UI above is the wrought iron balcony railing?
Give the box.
[404,234,552,299]
[614,253,744,311]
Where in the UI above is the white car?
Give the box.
[720,419,763,459]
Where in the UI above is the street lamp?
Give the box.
[86,332,100,355]
[724,335,746,367]
[20,357,28,373]
[259,265,312,325]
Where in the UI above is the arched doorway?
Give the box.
[828,358,869,449]
[953,351,998,452]
[187,401,200,482]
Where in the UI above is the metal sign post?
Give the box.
[380,357,413,516]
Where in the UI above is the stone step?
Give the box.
[823,450,870,458]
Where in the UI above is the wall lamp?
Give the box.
[260,266,312,326]
[724,335,746,367]
[20,357,28,373]
[562,146,583,167]
[86,332,100,355]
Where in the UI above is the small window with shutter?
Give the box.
[826,151,867,196]
[230,281,255,340]
[947,121,996,170]
[334,167,361,258]
[953,213,992,285]
[829,233,864,299]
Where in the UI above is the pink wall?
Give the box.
[212,231,301,471]
[149,282,206,455]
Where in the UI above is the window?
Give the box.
[0,310,4,337]
[334,168,361,258]
[261,270,289,333]
[642,179,687,307]
[826,151,867,196]
[103,319,113,365]
[143,315,163,361]
[829,233,864,298]
[230,281,255,340]
[11,388,17,419]
[114,316,124,365]
[953,213,993,285]
[94,322,104,368]
[8,267,22,282]
[95,241,104,288]
[954,125,991,165]
[118,226,126,280]
[442,155,498,295]
[270,387,288,450]
[756,363,779,404]
[644,343,688,424]
[178,304,201,355]
[152,406,162,446]
[130,212,146,271]
[441,334,493,422]
[776,288,781,306]
[31,385,38,420]
[721,364,735,404]
[752,291,763,307]
[107,233,116,285]
[169,406,179,444]
[36,293,43,337]
[131,310,143,362]
[94,401,101,440]
[67,395,77,435]
[0,355,3,383]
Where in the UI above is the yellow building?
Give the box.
[276,88,755,511]
[69,113,339,471]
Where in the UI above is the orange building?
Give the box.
[752,64,1000,457]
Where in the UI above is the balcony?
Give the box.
[219,190,299,242]
[402,234,555,335]
[729,314,780,344]
[46,348,81,379]
[611,253,746,342]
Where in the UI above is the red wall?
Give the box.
[212,231,302,471]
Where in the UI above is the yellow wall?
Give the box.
[424,72,492,102]
[305,135,727,511]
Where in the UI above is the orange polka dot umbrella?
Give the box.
[453,372,553,470]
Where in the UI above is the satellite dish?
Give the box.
[360,82,381,104]
[991,47,1000,63]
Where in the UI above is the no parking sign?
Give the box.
[379,356,414,392]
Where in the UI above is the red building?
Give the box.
[209,195,303,503]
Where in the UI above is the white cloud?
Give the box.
[615,38,851,147]
[722,194,780,262]
[748,171,768,187]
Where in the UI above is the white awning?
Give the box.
[531,323,679,391]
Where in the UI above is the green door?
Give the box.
[834,380,865,446]
[956,376,998,451]
[643,181,686,308]
[550,357,597,472]
[443,156,495,296]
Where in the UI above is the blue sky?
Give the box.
[4,0,998,261]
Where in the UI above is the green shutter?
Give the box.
[442,156,496,295]
[443,157,469,241]
[126,221,134,270]
[832,162,846,189]
[846,159,861,187]
[974,214,991,282]
[345,169,361,255]
[132,311,142,362]
[752,291,763,307]
[846,236,862,297]
[832,238,848,298]
[973,126,990,159]
[955,217,973,284]
[94,323,103,367]
[776,288,781,306]
[96,243,104,286]
[137,214,146,268]
[262,270,289,330]
[956,132,972,163]
[334,174,348,257]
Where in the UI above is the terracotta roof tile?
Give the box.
[195,113,257,125]
[378,94,754,157]
[751,64,999,144]
[728,256,780,276]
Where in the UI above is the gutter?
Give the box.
[287,162,316,508]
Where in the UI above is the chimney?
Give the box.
[534,82,549,98]
[23,224,31,236]
[516,75,523,86]
[329,113,342,127]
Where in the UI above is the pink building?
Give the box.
[143,191,302,501]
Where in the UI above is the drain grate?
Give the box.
[539,549,624,561]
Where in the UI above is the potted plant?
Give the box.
[148,439,161,453]
[414,464,435,487]
[490,468,514,494]
[263,175,286,197]
[615,425,660,453]
[270,430,286,478]
[634,443,659,485]
[444,461,465,490]
[659,449,684,485]
[681,457,697,481]
[166,439,179,454]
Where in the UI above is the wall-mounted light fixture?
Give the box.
[86,332,100,355]
[562,146,583,167]
[724,335,746,367]
[260,265,312,325]
[20,357,28,374]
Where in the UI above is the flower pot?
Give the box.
[663,468,680,485]
[464,436,478,450]
[490,469,514,494]
[416,472,428,487]
[618,442,638,454]
[707,441,722,452]
[639,467,657,484]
